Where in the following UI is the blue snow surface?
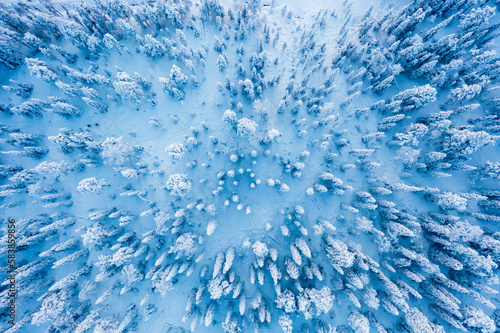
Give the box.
[1,0,500,332]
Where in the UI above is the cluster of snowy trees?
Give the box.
[1,0,500,332]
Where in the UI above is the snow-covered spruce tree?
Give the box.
[166,173,192,197]
[100,136,135,168]
[50,101,82,118]
[159,64,189,101]
[166,143,187,163]
[236,117,258,139]
[25,58,58,83]
[112,71,145,104]
[2,79,33,98]
[77,177,108,194]
[443,128,497,155]
[1,0,500,332]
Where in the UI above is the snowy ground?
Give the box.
[1,0,500,333]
